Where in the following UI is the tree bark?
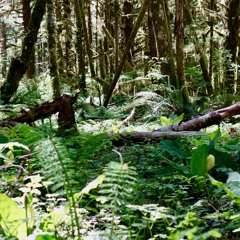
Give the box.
[63,0,73,77]
[73,0,86,94]
[155,102,240,132]
[0,0,47,103]
[103,0,150,107]
[0,22,7,77]
[122,0,133,64]
[175,0,189,106]
[47,0,61,98]
[0,94,77,129]
[225,0,240,93]
[185,0,213,95]
[22,0,36,78]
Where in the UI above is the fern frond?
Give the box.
[95,160,137,239]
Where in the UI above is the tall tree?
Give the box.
[73,0,86,94]
[0,0,47,103]
[185,0,213,95]
[63,0,73,77]
[103,0,150,107]
[175,0,189,106]
[225,0,240,93]
[47,0,61,98]
[0,22,7,77]
[122,1,133,64]
[22,0,36,78]
[148,0,177,88]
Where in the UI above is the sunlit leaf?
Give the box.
[190,144,209,176]
[0,193,27,240]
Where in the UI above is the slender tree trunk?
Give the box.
[104,0,111,77]
[0,0,47,103]
[185,0,213,94]
[162,0,177,88]
[175,0,189,106]
[122,1,133,64]
[78,0,96,79]
[22,0,36,78]
[114,0,120,72]
[47,0,61,98]
[0,22,7,77]
[103,0,150,107]
[63,0,73,77]
[148,1,158,58]
[225,0,240,93]
[209,0,215,88]
[73,0,86,94]
[54,0,65,77]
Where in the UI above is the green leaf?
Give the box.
[160,140,189,159]
[209,128,221,150]
[209,128,221,142]
[0,134,8,143]
[0,193,27,240]
[74,174,105,200]
[158,152,190,176]
[80,174,105,195]
[211,149,239,171]
[171,113,184,124]
[160,116,171,126]
[190,144,209,176]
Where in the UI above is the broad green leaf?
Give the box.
[0,193,27,240]
[209,128,221,150]
[211,149,239,171]
[190,144,209,176]
[74,174,105,200]
[80,174,105,195]
[0,142,29,151]
[209,128,221,142]
[171,113,184,124]
[0,134,8,143]
[158,152,190,176]
[209,176,237,200]
[160,140,189,159]
[160,116,171,126]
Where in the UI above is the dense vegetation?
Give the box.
[1,0,240,239]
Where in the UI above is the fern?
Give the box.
[35,135,81,238]
[95,151,137,239]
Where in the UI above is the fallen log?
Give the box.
[0,94,77,129]
[110,102,240,143]
[154,102,240,132]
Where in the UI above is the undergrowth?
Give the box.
[1,116,240,239]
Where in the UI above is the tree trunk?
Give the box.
[175,0,189,106]
[148,1,158,58]
[22,0,36,78]
[47,0,61,98]
[73,0,86,94]
[0,22,7,77]
[209,0,215,88]
[63,0,73,77]
[148,0,177,87]
[103,0,150,107]
[0,94,77,130]
[54,0,65,78]
[185,0,213,95]
[113,0,120,72]
[225,0,240,93]
[122,1,133,64]
[0,0,47,104]
[78,0,96,79]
